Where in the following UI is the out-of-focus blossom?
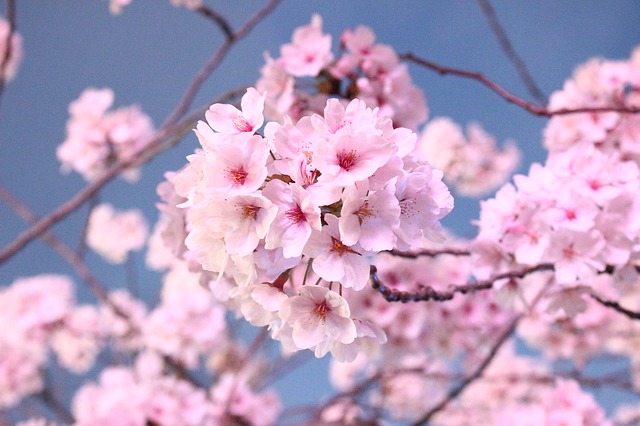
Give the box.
[57,87,155,182]
[86,203,148,264]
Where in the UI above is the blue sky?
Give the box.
[1,0,639,419]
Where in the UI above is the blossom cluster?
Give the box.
[544,46,640,157]
[256,15,428,131]
[72,352,279,426]
[0,275,101,408]
[475,140,640,313]
[86,203,149,264]
[167,86,453,360]
[416,117,521,197]
[473,47,640,315]
[431,344,611,426]
[0,267,282,424]
[56,87,155,182]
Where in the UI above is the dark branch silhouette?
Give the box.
[370,263,553,303]
[401,52,640,117]
[477,0,547,104]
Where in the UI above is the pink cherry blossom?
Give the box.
[303,215,371,291]
[86,203,149,264]
[262,179,321,258]
[205,87,266,135]
[279,285,357,351]
[279,14,333,77]
[338,181,400,251]
[203,132,271,195]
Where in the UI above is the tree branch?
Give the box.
[386,247,471,259]
[590,292,640,321]
[195,5,234,39]
[0,184,113,306]
[401,52,640,117]
[162,0,281,129]
[370,263,553,303]
[412,314,521,425]
[477,0,547,104]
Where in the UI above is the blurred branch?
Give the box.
[74,193,99,257]
[163,0,281,128]
[370,263,553,303]
[0,184,114,305]
[386,247,471,258]
[195,5,234,39]
[401,52,640,117]
[0,86,246,266]
[2,182,207,387]
[0,0,16,101]
[591,292,640,321]
[412,314,521,425]
[477,0,547,104]
[39,387,75,424]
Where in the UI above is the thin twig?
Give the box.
[401,52,640,117]
[0,184,114,305]
[412,314,521,425]
[477,0,547,104]
[591,292,640,320]
[195,5,234,39]
[386,248,471,259]
[163,0,281,129]
[370,263,553,303]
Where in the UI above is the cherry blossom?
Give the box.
[56,87,155,182]
[278,285,357,354]
[279,14,333,77]
[86,203,149,264]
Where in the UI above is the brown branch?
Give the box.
[0,0,16,100]
[477,0,547,104]
[0,87,246,266]
[591,292,640,321]
[412,314,521,425]
[401,52,640,117]
[0,186,207,391]
[162,0,281,129]
[39,387,74,424]
[195,5,234,39]
[0,184,113,305]
[386,247,471,259]
[370,263,553,303]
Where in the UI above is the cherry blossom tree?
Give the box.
[1,1,640,425]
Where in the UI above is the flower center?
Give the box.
[226,166,248,186]
[355,200,372,224]
[338,149,358,171]
[241,204,260,219]
[330,236,357,256]
[285,205,307,224]
[233,116,253,133]
[311,300,328,320]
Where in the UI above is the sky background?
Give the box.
[1,0,640,420]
